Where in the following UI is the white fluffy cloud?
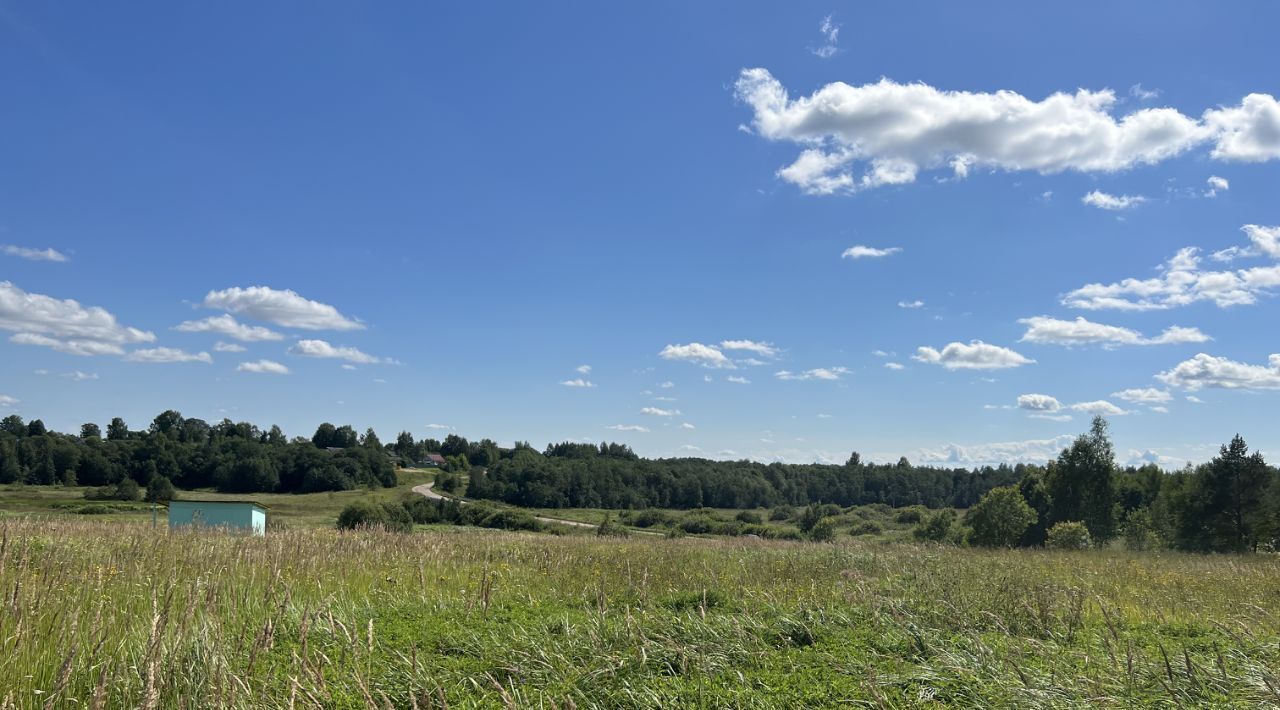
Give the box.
[559,378,596,388]
[775,367,849,381]
[720,339,779,357]
[735,68,1280,194]
[1081,191,1147,210]
[914,341,1034,370]
[914,435,1076,467]
[10,333,125,356]
[1156,353,1280,390]
[125,347,212,364]
[659,342,734,368]
[0,394,18,408]
[640,406,680,417]
[203,286,362,330]
[1113,387,1173,404]
[214,341,247,353]
[1069,400,1129,416]
[898,300,924,309]
[1204,93,1280,161]
[288,339,383,364]
[883,362,905,370]
[175,314,284,342]
[0,282,154,353]
[1205,175,1230,197]
[575,364,592,374]
[1018,316,1210,347]
[3,245,68,262]
[1017,393,1062,412]
[606,424,650,432]
[726,375,751,384]
[1064,238,1280,311]
[237,359,290,375]
[811,15,840,58]
[841,245,901,259]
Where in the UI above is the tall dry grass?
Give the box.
[1,517,1278,708]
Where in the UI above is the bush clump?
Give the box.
[1046,521,1092,550]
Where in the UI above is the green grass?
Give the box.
[0,468,434,528]
[2,518,1278,708]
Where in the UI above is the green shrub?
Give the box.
[894,507,924,524]
[145,476,176,503]
[966,486,1037,547]
[336,501,412,533]
[808,518,836,542]
[596,514,630,537]
[735,510,763,525]
[848,521,882,536]
[1122,508,1161,551]
[1046,521,1092,550]
[769,506,794,521]
[913,509,957,543]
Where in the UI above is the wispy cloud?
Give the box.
[237,359,290,375]
[2,245,68,262]
[842,245,901,260]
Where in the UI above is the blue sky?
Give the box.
[2,2,1279,468]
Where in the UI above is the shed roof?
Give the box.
[169,499,270,510]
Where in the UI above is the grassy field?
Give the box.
[0,469,435,528]
[2,519,1278,708]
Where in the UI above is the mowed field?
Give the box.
[2,516,1279,709]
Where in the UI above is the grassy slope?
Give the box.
[2,519,1278,708]
[0,468,434,527]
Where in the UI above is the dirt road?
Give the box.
[411,481,599,529]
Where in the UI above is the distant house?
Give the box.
[168,500,267,536]
[421,453,447,468]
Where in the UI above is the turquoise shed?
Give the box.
[168,500,267,535]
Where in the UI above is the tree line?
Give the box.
[0,411,395,495]
[917,418,1280,553]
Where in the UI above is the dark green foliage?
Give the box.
[596,514,630,537]
[848,521,882,536]
[86,478,141,502]
[336,501,412,533]
[1122,508,1160,551]
[1155,435,1274,552]
[807,517,836,541]
[913,509,957,542]
[1045,417,1117,543]
[966,486,1037,547]
[146,476,176,503]
[1045,521,1092,550]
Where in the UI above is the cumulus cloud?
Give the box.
[237,359,290,375]
[288,339,383,364]
[734,68,1280,194]
[559,378,596,388]
[203,286,362,330]
[659,342,734,368]
[214,341,247,353]
[0,394,19,408]
[775,367,849,381]
[3,245,68,262]
[1082,190,1147,210]
[680,422,696,430]
[606,424,650,432]
[1112,387,1173,404]
[125,347,212,364]
[720,339,779,357]
[1018,315,1210,347]
[575,364,592,374]
[640,407,680,417]
[914,435,1076,467]
[1205,175,1230,197]
[0,282,154,352]
[1017,393,1063,412]
[10,333,125,356]
[898,300,924,309]
[1155,353,1280,390]
[175,314,283,342]
[726,375,751,384]
[913,341,1034,370]
[1069,400,1129,416]
[884,362,905,370]
[1204,93,1280,161]
[841,245,901,259]
[1063,239,1280,311]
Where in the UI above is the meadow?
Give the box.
[2,517,1278,708]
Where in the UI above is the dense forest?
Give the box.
[0,411,395,495]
